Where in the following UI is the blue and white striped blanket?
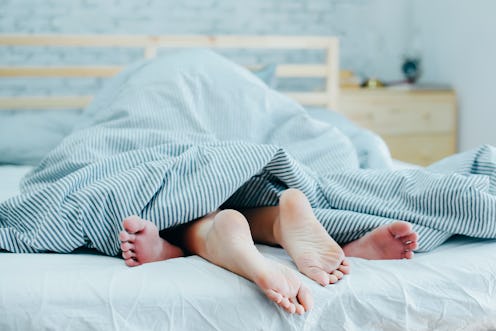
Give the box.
[1,50,495,256]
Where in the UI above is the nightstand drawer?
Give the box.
[382,134,456,166]
[340,90,456,135]
[338,89,457,166]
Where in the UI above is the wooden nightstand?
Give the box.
[338,88,457,166]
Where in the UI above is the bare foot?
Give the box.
[204,210,313,314]
[119,215,184,266]
[274,189,349,287]
[342,221,418,260]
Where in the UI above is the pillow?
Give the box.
[0,110,81,165]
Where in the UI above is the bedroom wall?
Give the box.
[0,0,411,95]
[4,1,491,152]
[411,0,496,151]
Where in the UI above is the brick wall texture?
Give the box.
[0,0,411,97]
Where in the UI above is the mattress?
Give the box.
[1,164,496,331]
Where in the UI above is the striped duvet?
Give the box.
[1,50,495,256]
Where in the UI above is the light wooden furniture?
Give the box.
[0,34,339,110]
[339,88,457,166]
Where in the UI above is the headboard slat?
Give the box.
[0,92,331,110]
[0,34,335,49]
[0,64,329,78]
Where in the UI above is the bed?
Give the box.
[1,164,496,330]
[1,35,496,331]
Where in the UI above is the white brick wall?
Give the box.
[0,0,410,97]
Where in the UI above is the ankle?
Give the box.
[272,215,283,245]
[160,240,184,259]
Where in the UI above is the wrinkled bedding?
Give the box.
[1,50,496,257]
[1,165,495,331]
[307,107,393,169]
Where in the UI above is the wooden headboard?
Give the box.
[0,34,339,111]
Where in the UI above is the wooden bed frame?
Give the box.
[0,34,339,110]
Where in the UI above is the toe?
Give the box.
[285,300,297,314]
[119,231,136,242]
[120,242,134,252]
[125,258,141,267]
[338,262,351,275]
[289,297,305,315]
[388,221,413,238]
[280,296,292,310]
[329,274,339,284]
[122,250,135,259]
[123,215,146,234]
[405,241,418,251]
[297,285,313,312]
[295,303,305,315]
[401,232,419,244]
[403,251,414,259]
[307,267,330,286]
[265,289,283,304]
[332,270,344,280]
[119,231,129,242]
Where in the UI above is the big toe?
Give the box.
[123,215,146,234]
[388,221,413,238]
[297,284,313,312]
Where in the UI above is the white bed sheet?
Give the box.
[1,164,496,331]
